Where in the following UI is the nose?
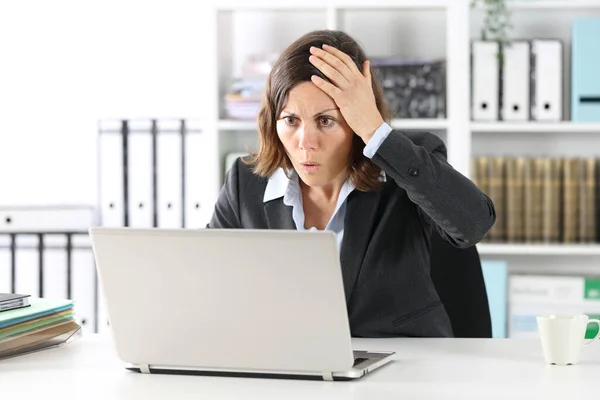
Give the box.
[298,123,318,151]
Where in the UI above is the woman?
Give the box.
[209,30,496,338]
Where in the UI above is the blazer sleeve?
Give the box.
[369,130,496,248]
[207,160,242,229]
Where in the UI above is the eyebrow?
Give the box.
[281,107,340,118]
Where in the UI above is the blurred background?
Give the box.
[1,0,600,340]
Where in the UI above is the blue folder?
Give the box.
[572,18,600,122]
[481,260,508,338]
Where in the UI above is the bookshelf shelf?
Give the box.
[477,244,600,256]
[217,0,449,10]
[391,119,447,131]
[470,122,600,133]
[505,1,600,10]
[218,119,448,132]
[218,120,257,131]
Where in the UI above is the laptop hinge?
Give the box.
[322,372,333,381]
[139,364,151,374]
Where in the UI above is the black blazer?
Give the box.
[208,130,496,337]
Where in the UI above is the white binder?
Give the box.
[184,125,209,229]
[127,121,154,228]
[99,125,125,227]
[71,234,96,335]
[42,235,68,300]
[531,40,563,121]
[156,121,183,228]
[14,235,39,296]
[0,205,96,232]
[0,235,12,293]
[472,41,500,121]
[502,41,531,121]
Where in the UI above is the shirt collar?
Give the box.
[263,168,292,203]
[263,168,359,203]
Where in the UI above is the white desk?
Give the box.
[1,335,599,399]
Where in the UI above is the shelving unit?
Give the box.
[202,0,600,269]
[204,0,467,206]
[218,118,449,132]
[478,244,600,256]
[469,0,600,276]
[471,122,600,133]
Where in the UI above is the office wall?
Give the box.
[0,0,211,206]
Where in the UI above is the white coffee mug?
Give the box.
[536,314,600,365]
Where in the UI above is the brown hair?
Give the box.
[245,30,391,192]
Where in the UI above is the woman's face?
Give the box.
[276,82,354,188]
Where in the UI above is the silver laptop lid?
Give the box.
[89,227,355,373]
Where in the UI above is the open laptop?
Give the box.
[88,227,394,381]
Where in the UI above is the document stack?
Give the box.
[509,275,600,339]
[0,296,81,360]
[224,53,278,120]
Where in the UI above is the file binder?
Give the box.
[14,235,39,297]
[571,18,600,122]
[42,235,68,301]
[127,120,154,228]
[481,260,508,338]
[71,234,96,335]
[501,41,531,121]
[98,120,126,227]
[156,120,184,228]
[0,206,95,232]
[184,121,209,229]
[531,40,563,121]
[472,41,500,121]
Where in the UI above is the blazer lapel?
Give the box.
[264,199,295,229]
[340,189,381,303]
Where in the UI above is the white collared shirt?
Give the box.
[262,122,393,253]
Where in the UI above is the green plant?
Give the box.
[471,0,513,46]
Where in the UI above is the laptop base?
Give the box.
[125,350,395,381]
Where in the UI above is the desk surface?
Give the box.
[2,334,599,399]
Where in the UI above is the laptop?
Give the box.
[88,227,394,381]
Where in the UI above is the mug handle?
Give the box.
[583,319,600,347]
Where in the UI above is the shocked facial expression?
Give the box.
[276,82,354,188]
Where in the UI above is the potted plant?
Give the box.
[471,0,513,62]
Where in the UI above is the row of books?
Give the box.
[0,294,81,359]
[472,156,600,244]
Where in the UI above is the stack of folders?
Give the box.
[0,296,82,360]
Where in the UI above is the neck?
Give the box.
[299,171,349,204]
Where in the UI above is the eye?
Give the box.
[318,116,334,127]
[283,116,298,126]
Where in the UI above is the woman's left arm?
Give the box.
[308,44,495,248]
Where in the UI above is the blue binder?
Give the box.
[481,260,508,338]
[572,18,600,122]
